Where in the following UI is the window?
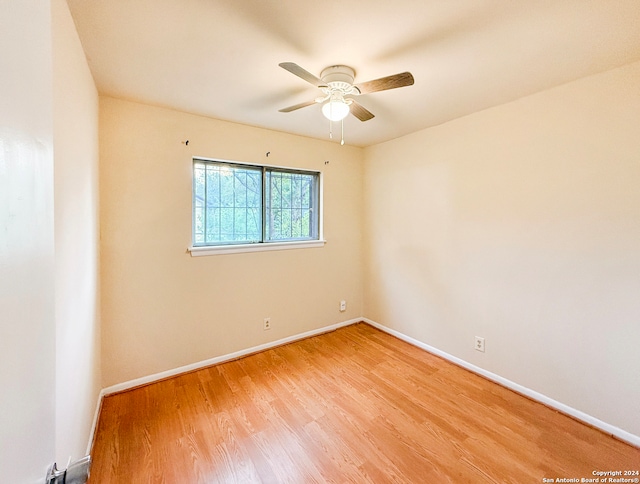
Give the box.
[191,158,322,254]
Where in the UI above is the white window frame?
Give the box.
[188,157,325,256]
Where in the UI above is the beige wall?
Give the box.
[99,97,364,387]
[53,0,101,464]
[363,60,640,437]
[0,0,55,481]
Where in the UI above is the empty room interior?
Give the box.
[1,0,639,482]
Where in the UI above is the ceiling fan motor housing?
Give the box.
[321,65,357,93]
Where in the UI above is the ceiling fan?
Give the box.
[278,62,414,123]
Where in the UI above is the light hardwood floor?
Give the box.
[89,323,639,483]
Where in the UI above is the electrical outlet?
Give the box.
[475,336,485,352]
[263,318,271,331]
[340,300,347,312]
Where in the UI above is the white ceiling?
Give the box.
[67,0,640,147]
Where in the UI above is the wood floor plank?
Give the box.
[89,323,640,483]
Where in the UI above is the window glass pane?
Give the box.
[193,163,206,244]
[193,162,262,245]
[266,170,317,241]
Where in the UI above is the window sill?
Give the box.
[188,239,326,257]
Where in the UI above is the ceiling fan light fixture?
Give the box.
[322,94,350,121]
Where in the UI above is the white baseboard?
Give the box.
[86,388,106,455]
[362,318,640,448]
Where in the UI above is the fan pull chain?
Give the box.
[326,103,344,145]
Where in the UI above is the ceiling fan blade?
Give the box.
[278,99,318,113]
[354,71,414,95]
[279,62,326,87]
[349,100,375,121]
